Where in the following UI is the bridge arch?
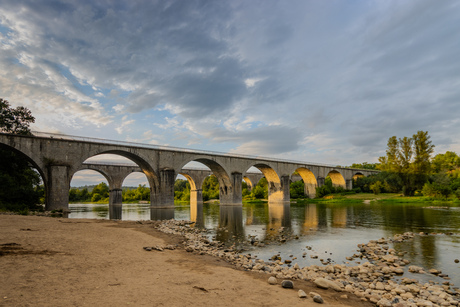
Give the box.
[177,156,236,204]
[0,143,47,208]
[327,170,346,188]
[244,162,286,202]
[295,167,318,198]
[352,172,365,181]
[80,150,160,205]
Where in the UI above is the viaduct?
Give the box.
[0,132,379,210]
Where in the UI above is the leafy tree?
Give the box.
[0,98,35,135]
[290,180,305,198]
[431,151,460,173]
[0,98,41,212]
[202,175,220,201]
[377,131,435,195]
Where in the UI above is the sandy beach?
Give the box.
[0,215,370,307]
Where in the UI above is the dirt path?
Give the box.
[0,215,372,307]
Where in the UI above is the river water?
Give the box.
[69,201,460,286]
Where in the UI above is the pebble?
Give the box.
[268,277,277,285]
[312,295,324,304]
[298,290,307,298]
[281,280,294,289]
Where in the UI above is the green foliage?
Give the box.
[0,98,35,135]
[350,162,378,170]
[432,151,460,173]
[369,181,384,194]
[290,180,305,199]
[174,179,191,201]
[202,175,220,201]
[377,131,435,195]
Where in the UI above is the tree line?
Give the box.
[352,131,460,199]
[69,183,151,203]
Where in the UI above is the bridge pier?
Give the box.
[267,175,290,202]
[157,169,175,207]
[109,188,123,206]
[219,172,243,205]
[346,179,353,190]
[47,165,71,211]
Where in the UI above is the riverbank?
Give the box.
[0,215,369,307]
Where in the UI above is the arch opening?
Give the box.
[245,163,284,202]
[79,153,158,206]
[292,167,318,199]
[327,170,346,188]
[0,144,46,211]
[180,159,231,204]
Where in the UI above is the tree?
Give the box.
[0,99,41,211]
[0,98,35,135]
[412,131,434,175]
[431,151,460,173]
[377,131,435,196]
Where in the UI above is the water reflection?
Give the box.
[190,200,204,228]
[109,205,122,220]
[69,201,460,286]
[150,207,175,220]
[216,206,244,245]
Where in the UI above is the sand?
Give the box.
[0,215,372,307]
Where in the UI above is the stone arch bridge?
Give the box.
[0,132,378,210]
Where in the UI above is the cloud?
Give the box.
[1,0,460,170]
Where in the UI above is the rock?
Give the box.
[268,277,277,285]
[314,278,342,291]
[455,259,459,263]
[408,265,423,273]
[376,298,392,307]
[313,295,324,304]
[309,291,321,298]
[298,290,307,298]
[281,280,294,289]
[375,282,385,290]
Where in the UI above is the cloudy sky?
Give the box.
[1,0,460,186]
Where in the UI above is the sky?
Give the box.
[1,0,460,186]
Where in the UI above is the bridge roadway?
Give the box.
[0,132,379,210]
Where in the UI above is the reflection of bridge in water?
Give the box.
[108,201,358,244]
[0,132,378,210]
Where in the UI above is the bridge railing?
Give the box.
[29,131,376,172]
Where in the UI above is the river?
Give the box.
[69,201,460,287]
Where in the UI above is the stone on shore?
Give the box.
[313,278,342,291]
[298,289,307,298]
[281,280,294,288]
[268,277,277,285]
[313,295,324,304]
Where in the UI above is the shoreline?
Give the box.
[2,214,459,306]
[0,215,369,307]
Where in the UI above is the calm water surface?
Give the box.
[69,201,460,286]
